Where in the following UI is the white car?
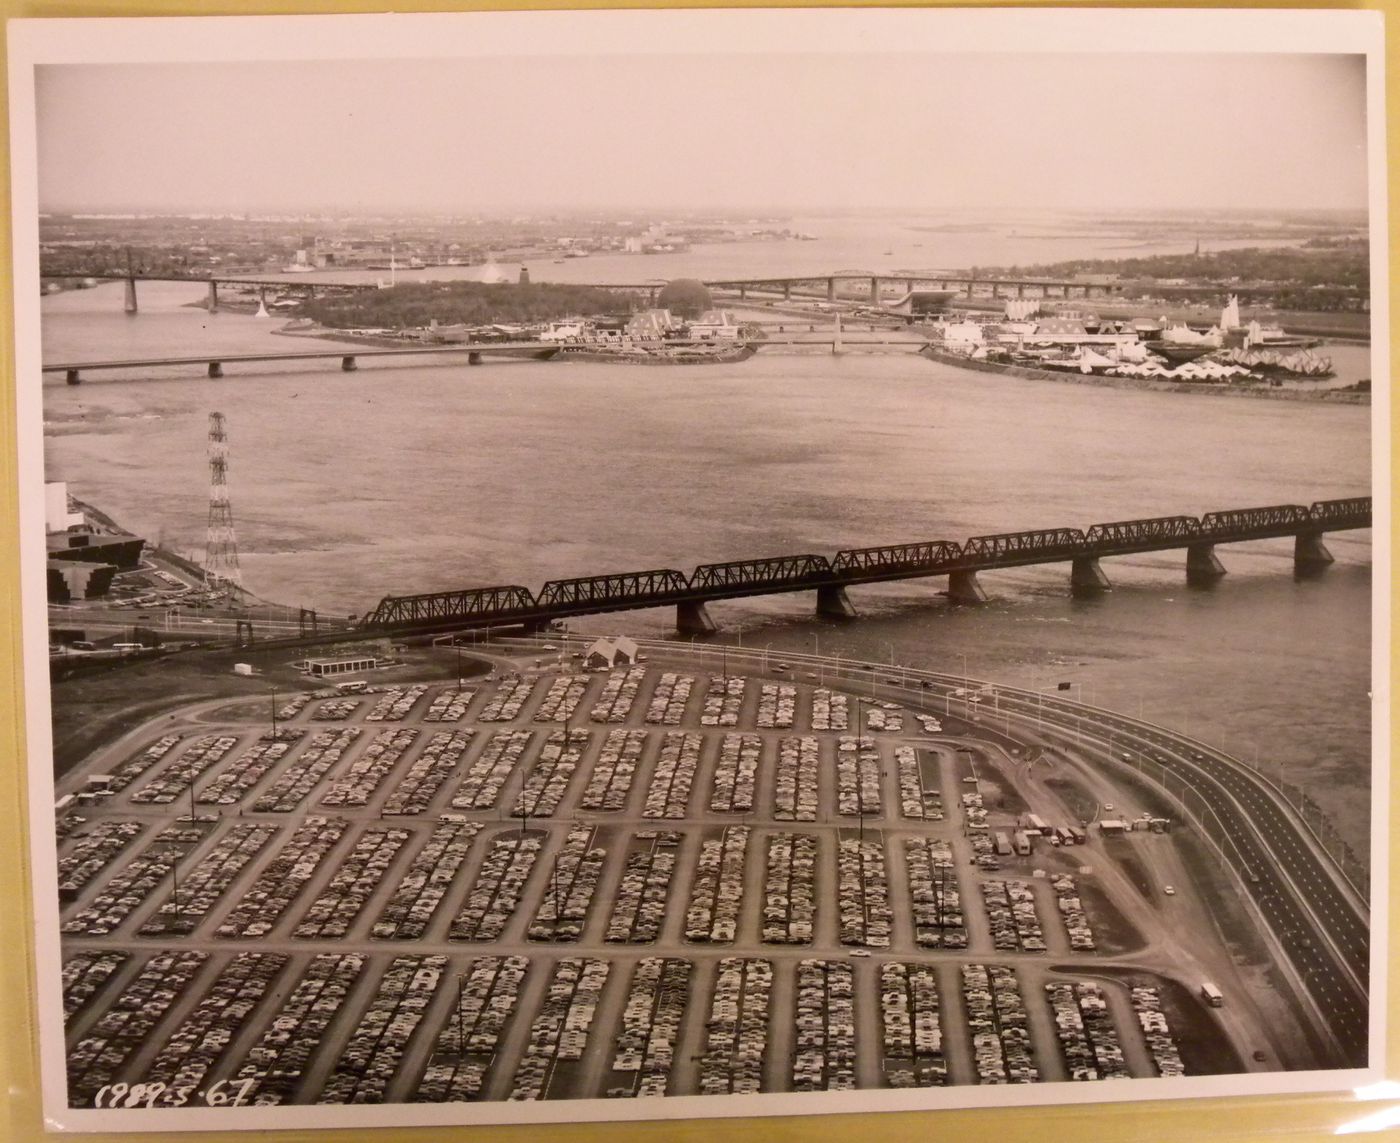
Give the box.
[1163,885,1176,896]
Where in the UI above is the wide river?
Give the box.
[35,275,1376,857]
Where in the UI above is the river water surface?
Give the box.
[36,277,1377,856]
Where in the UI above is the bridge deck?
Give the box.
[362,499,1371,634]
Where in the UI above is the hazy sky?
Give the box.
[35,52,1368,214]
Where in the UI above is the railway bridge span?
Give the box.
[360,496,1371,637]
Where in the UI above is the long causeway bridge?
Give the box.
[362,497,1371,637]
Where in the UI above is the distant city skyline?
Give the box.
[35,51,1368,216]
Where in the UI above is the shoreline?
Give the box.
[919,345,1370,404]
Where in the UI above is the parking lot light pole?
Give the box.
[269,686,278,740]
[457,973,467,1057]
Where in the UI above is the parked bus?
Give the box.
[1201,982,1224,1007]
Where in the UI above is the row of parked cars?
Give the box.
[982,879,1048,953]
[896,744,943,820]
[794,960,857,1091]
[905,837,967,949]
[452,729,532,810]
[140,822,279,938]
[528,824,606,942]
[200,736,300,806]
[699,958,772,1095]
[605,834,679,942]
[710,733,761,812]
[699,675,747,728]
[450,833,542,941]
[142,950,287,1105]
[58,820,143,899]
[645,672,694,725]
[642,732,701,818]
[685,825,749,942]
[581,729,645,811]
[1046,980,1129,1081]
[1050,874,1097,953]
[239,951,367,1105]
[762,832,817,944]
[810,688,850,732]
[756,682,797,729]
[295,825,410,940]
[216,816,349,939]
[254,727,361,812]
[773,735,820,821]
[837,836,893,947]
[61,949,128,1020]
[881,961,947,1086]
[1130,985,1186,1077]
[308,691,364,717]
[414,955,528,1102]
[480,676,536,722]
[382,729,475,815]
[866,705,904,733]
[129,734,238,805]
[510,957,610,1099]
[274,693,317,722]
[372,820,481,940]
[365,684,429,723]
[62,820,214,935]
[321,727,417,808]
[423,687,474,722]
[105,732,183,795]
[66,949,210,1106]
[513,728,590,818]
[962,963,1039,1084]
[591,667,647,723]
[535,675,588,723]
[836,736,883,817]
[613,956,691,1095]
[321,955,448,1104]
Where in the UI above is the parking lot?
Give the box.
[56,655,1257,1107]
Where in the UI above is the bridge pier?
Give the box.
[869,277,880,306]
[207,362,223,379]
[676,600,717,636]
[1070,556,1111,594]
[1186,542,1226,584]
[783,282,791,300]
[207,280,219,314]
[65,369,81,386]
[467,352,482,365]
[948,570,988,604]
[826,278,836,303]
[123,277,138,314]
[341,355,357,371]
[815,584,857,619]
[1294,530,1335,571]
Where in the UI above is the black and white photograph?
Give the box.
[9,9,1388,1132]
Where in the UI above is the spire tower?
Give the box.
[204,412,244,592]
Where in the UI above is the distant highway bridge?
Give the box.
[44,333,936,384]
[44,342,563,383]
[53,267,1361,315]
[360,497,1371,637]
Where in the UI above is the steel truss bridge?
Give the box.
[362,496,1371,637]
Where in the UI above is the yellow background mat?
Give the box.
[0,5,1393,1140]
